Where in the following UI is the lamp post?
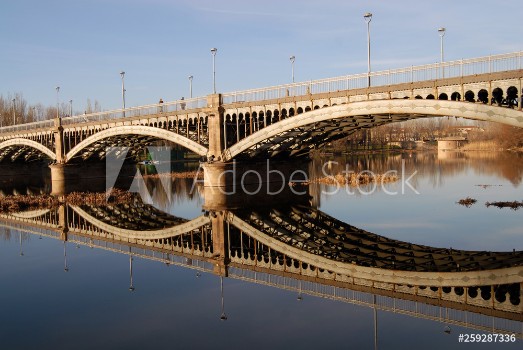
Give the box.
[120,71,126,117]
[211,48,217,94]
[364,12,373,88]
[438,27,446,78]
[69,99,73,117]
[33,106,37,121]
[12,98,16,125]
[290,55,296,83]
[56,86,60,119]
[189,75,193,98]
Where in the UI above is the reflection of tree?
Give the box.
[310,151,523,189]
[0,227,29,242]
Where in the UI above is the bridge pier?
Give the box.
[202,159,310,210]
[49,163,79,196]
[205,94,226,161]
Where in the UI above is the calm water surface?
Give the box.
[0,151,522,350]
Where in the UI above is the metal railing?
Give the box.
[0,119,55,135]
[0,96,207,134]
[61,96,207,126]
[221,51,523,104]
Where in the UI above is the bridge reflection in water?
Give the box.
[0,191,521,339]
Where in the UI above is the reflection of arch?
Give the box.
[0,138,56,161]
[224,99,523,161]
[70,205,210,240]
[65,126,208,162]
[227,212,523,287]
[10,209,51,219]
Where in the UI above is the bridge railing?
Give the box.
[0,97,207,134]
[222,51,523,104]
[61,96,208,126]
[0,119,55,135]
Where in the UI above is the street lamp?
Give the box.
[56,86,60,119]
[290,55,296,83]
[12,98,16,125]
[69,99,73,117]
[189,75,193,98]
[33,106,37,120]
[120,71,126,117]
[364,12,373,87]
[438,27,446,78]
[211,48,217,94]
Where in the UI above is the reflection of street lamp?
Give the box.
[290,55,296,83]
[364,12,373,87]
[297,280,303,301]
[188,75,193,98]
[63,241,69,272]
[129,252,135,292]
[211,48,217,94]
[220,276,227,320]
[19,232,24,256]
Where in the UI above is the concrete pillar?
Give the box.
[205,94,225,161]
[53,117,65,164]
[49,163,79,196]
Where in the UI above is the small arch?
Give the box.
[492,87,504,105]
[507,86,518,107]
[438,93,448,100]
[305,106,312,112]
[478,89,489,104]
[426,94,435,100]
[414,95,423,99]
[273,110,279,122]
[297,107,304,114]
[289,108,295,117]
[450,92,461,101]
[464,90,475,102]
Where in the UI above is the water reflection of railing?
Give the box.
[1,200,522,338]
[229,267,522,337]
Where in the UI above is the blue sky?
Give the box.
[1,0,522,112]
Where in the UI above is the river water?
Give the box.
[0,151,521,350]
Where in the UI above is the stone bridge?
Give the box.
[0,51,523,166]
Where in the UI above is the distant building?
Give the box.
[437,136,467,151]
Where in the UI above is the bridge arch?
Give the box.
[65,125,208,162]
[0,138,56,161]
[224,99,523,161]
